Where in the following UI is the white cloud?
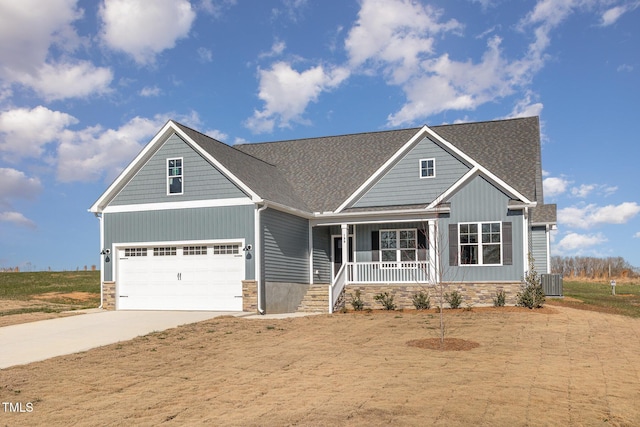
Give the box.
[0,211,37,230]
[600,3,640,27]
[634,232,640,239]
[558,202,640,229]
[0,168,42,208]
[197,47,213,63]
[56,115,168,182]
[556,232,605,252]
[345,0,462,85]
[543,176,571,197]
[99,0,196,64]
[259,40,286,59]
[12,61,113,101]
[199,0,237,18]
[205,129,228,141]
[570,183,618,198]
[0,0,83,74]
[504,92,544,119]
[0,0,113,101]
[0,106,78,160]
[245,62,350,133]
[139,86,162,97]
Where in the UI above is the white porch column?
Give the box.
[429,220,438,283]
[341,223,349,270]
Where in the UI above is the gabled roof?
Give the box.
[91,116,550,219]
[237,116,545,213]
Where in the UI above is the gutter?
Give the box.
[255,203,268,315]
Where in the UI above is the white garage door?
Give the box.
[117,243,244,311]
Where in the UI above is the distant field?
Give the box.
[547,279,640,318]
[0,271,100,324]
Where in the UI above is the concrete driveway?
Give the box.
[0,309,244,369]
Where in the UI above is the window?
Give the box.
[213,244,240,255]
[154,247,177,256]
[184,246,207,256]
[459,222,501,265]
[420,158,435,178]
[124,248,147,257]
[167,158,183,194]
[380,229,416,262]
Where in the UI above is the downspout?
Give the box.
[95,212,104,309]
[255,203,268,315]
[523,207,530,272]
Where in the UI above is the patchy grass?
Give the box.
[0,271,100,318]
[547,279,640,318]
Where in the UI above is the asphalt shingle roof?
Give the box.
[175,116,554,221]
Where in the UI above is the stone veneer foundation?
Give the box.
[102,281,116,310]
[242,280,258,312]
[341,282,521,310]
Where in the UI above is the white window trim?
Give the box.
[458,221,503,266]
[419,158,436,179]
[380,228,417,266]
[167,157,184,195]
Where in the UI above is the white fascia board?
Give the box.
[89,121,177,213]
[260,200,314,219]
[102,198,254,214]
[90,121,263,213]
[333,124,533,213]
[171,124,262,203]
[335,126,431,213]
[310,208,446,227]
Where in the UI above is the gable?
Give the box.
[108,133,248,207]
[352,135,471,208]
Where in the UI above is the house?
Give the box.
[89,116,557,313]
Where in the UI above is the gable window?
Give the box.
[167,158,183,195]
[380,229,416,262]
[459,222,502,265]
[420,158,435,178]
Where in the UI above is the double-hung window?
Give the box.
[380,229,417,262]
[420,158,435,178]
[459,222,502,265]
[167,158,183,195]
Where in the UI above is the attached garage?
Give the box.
[116,241,245,311]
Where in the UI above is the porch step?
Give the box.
[296,284,330,313]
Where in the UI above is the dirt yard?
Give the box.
[0,292,96,327]
[1,306,639,426]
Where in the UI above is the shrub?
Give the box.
[516,254,546,309]
[373,291,396,310]
[493,290,506,307]
[412,291,431,310]
[444,290,463,309]
[350,290,364,311]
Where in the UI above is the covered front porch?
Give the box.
[310,217,440,313]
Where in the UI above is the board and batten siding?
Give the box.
[262,208,309,284]
[103,205,255,281]
[353,136,470,208]
[439,175,524,282]
[110,133,248,206]
[531,226,549,274]
[312,226,331,284]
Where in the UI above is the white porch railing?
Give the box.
[349,261,430,283]
[329,263,348,313]
[329,261,431,312]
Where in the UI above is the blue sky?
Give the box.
[0,0,638,271]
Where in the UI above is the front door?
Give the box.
[332,235,353,278]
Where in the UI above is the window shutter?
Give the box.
[371,231,379,262]
[417,228,427,261]
[448,224,458,266]
[503,222,512,265]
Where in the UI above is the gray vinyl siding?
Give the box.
[103,205,255,281]
[262,208,309,284]
[531,226,549,274]
[440,175,524,282]
[353,136,470,208]
[312,226,331,284]
[110,133,248,206]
